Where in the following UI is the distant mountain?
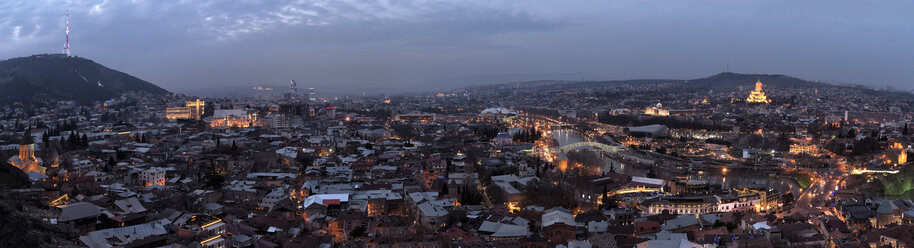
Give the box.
[457,79,673,92]
[0,54,169,104]
[458,72,834,92]
[679,72,828,90]
[433,72,599,90]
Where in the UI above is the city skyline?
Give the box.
[1,0,912,92]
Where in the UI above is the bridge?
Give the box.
[552,128,589,138]
[558,141,621,154]
[551,128,621,155]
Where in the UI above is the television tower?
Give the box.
[63,10,70,56]
[289,80,301,103]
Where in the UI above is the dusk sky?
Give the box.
[1,0,911,93]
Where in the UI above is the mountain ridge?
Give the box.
[455,72,889,92]
[0,54,170,104]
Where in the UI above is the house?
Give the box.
[138,167,167,187]
[58,202,114,234]
[494,133,513,145]
[79,219,170,248]
[542,222,576,244]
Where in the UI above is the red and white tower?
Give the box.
[64,10,70,56]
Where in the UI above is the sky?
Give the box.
[1,0,912,93]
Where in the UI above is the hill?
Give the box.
[678,72,828,90]
[0,162,29,190]
[0,162,75,247]
[457,72,849,93]
[457,79,673,92]
[0,54,169,104]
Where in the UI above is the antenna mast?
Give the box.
[64,10,70,56]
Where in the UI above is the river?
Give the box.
[551,129,800,196]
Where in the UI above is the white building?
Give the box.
[260,187,289,210]
[644,102,670,116]
[139,167,167,187]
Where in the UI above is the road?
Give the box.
[779,157,850,218]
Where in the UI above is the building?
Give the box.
[166,107,192,120]
[746,80,771,103]
[175,214,227,248]
[542,223,576,244]
[139,167,167,187]
[876,199,898,228]
[644,102,670,116]
[625,124,668,138]
[308,87,317,102]
[210,109,254,128]
[166,99,205,120]
[789,144,817,155]
[394,113,436,122]
[643,196,717,215]
[260,114,290,129]
[494,133,513,145]
[79,219,170,248]
[669,178,710,195]
[8,132,44,174]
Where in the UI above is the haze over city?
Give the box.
[1,0,912,92]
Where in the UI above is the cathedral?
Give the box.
[746,80,771,104]
[8,132,45,174]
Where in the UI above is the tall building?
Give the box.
[746,80,771,104]
[289,80,301,103]
[166,99,206,120]
[308,87,317,102]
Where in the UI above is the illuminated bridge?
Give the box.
[558,141,621,154]
[552,128,620,155]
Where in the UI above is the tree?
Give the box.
[646,167,657,178]
[349,225,366,238]
[602,196,620,209]
[393,124,416,141]
[444,208,468,227]
[297,153,316,169]
[441,182,450,196]
[204,173,225,189]
[106,156,117,172]
[67,131,77,149]
[42,130,49,147]
[116,149,127,160]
